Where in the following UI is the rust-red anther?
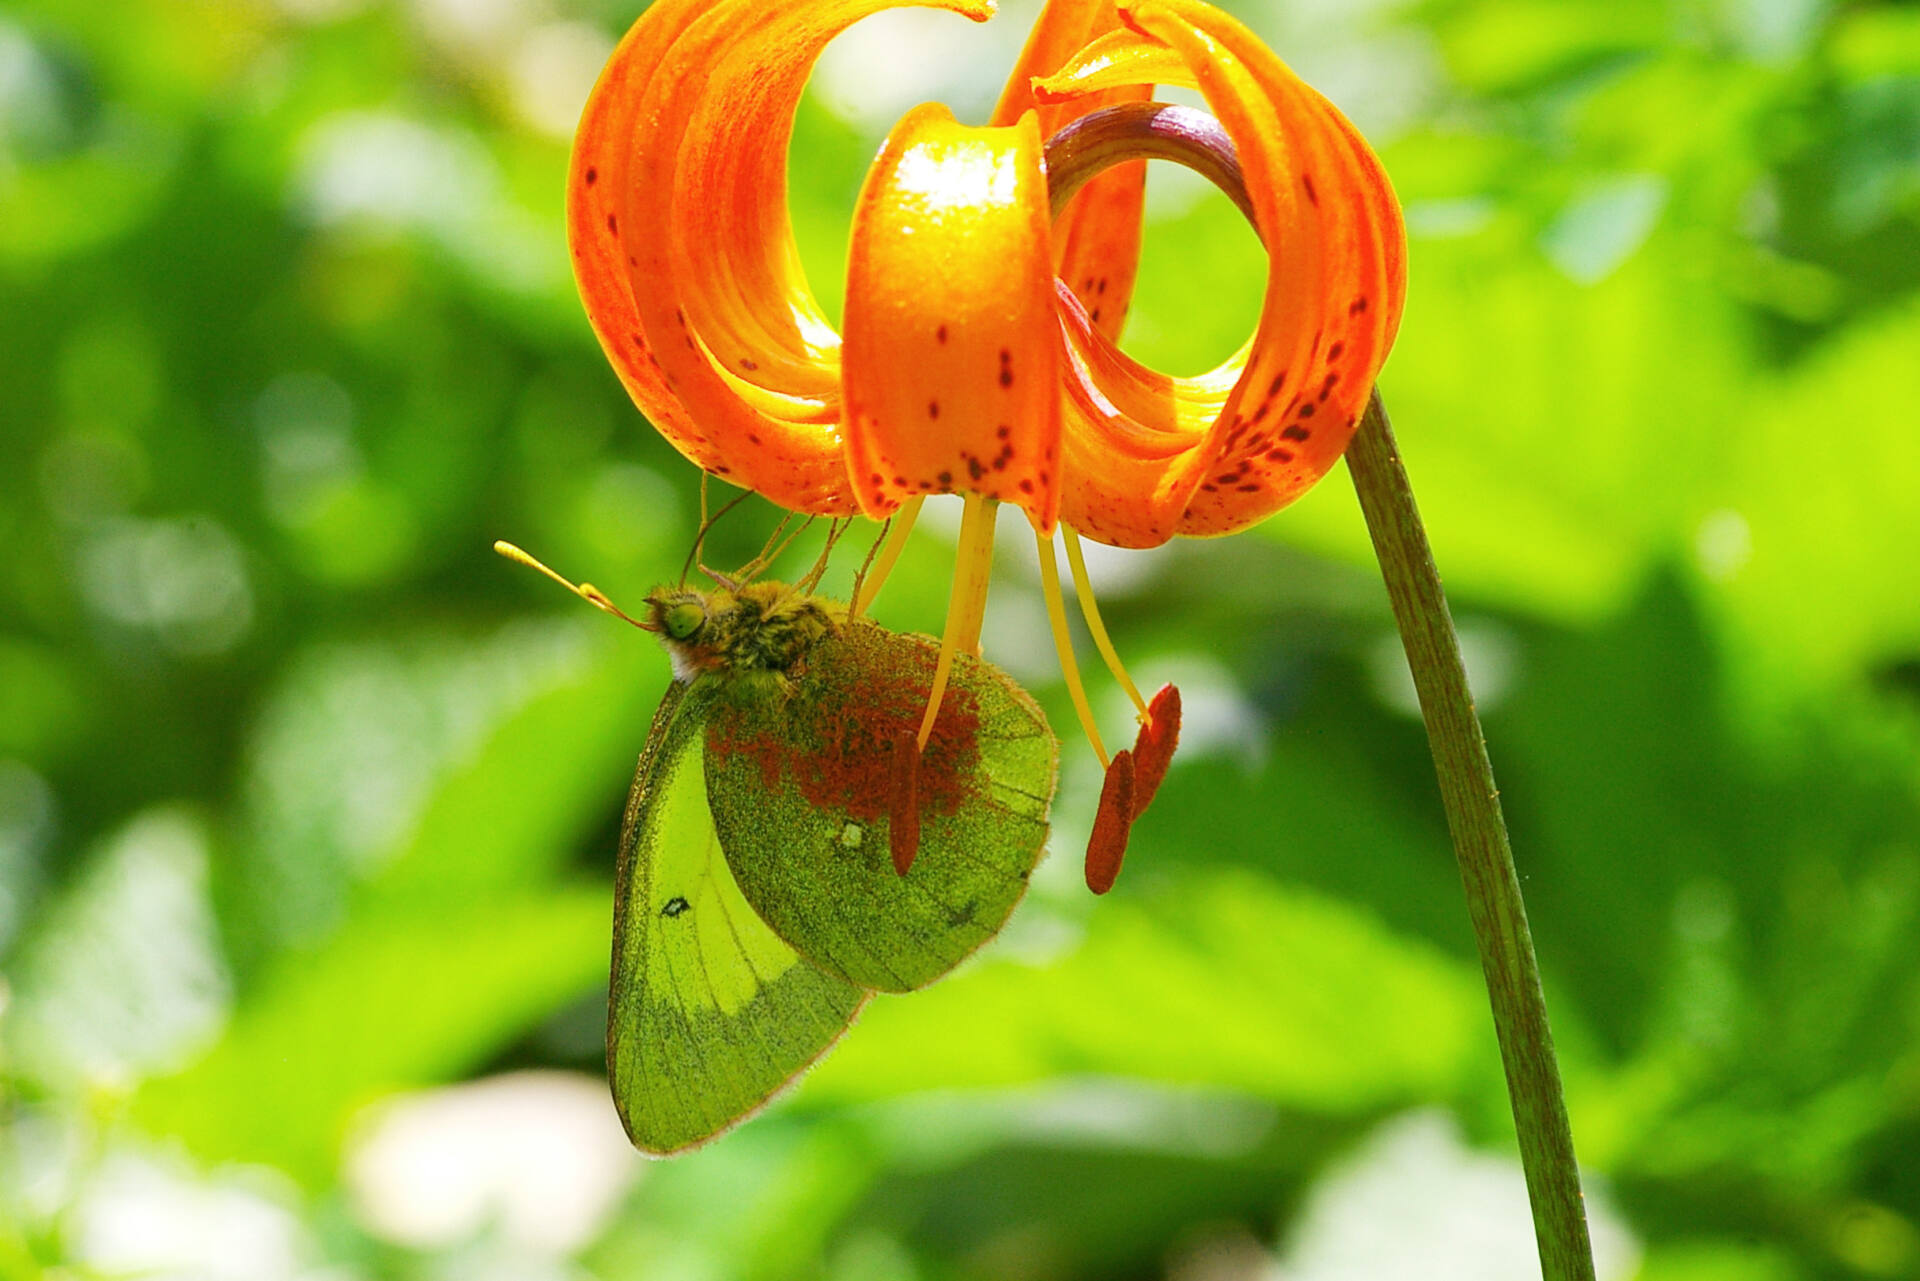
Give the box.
[1085,748,1136,894]
[1129,683,1181,818]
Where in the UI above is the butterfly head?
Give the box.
[643,581,844,685]
[644,586,726,681]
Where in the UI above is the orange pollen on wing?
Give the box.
[704,648,982,825]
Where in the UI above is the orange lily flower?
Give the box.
[569,0,1406,886]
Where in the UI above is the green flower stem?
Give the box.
[1046,104,1597,1275]
[1346,391,1597,1281]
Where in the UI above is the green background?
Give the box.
[3,0,1918,1276]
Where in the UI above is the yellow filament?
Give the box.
[852,496,925,619]
[493,541,648,630]
[1062,526,1149,721]
[1035,526,1109,768]
[915,494,998,751]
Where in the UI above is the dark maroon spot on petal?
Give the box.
[1327,341,1346,362]
[928,401,939,419]
[967,457,985,481]
[1000,367,1013,388]
[1268,374,1285,397]
[1302,174,1318,205]
[1266,447,1295,463]
[936,324,948,344]
[1237,483,1262,492]
[1019,478,1034,494]
[1350,296,1369,316]
[606,213,618,234]
[869,473,883,486]
[1298,402,1317,419]
[997,424,1010,439]
[1201,482,1218,492]
[585,166,598,185]
[1281,424,1311,442]
[894,475,908,487]
[1252,404,1270,423]
[740,357,758,371]
[938,470,952,486]
[1097,277,1108,294]
[749,432,762,445]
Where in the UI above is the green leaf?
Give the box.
[1697,299,1920,691]
[133,888,607,1183]
[801,867,1483,1111]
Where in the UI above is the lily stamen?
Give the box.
[1062,525,1150,722]
[852,496,925,619]
[1035,525,1111,770]
[915,493,999,752]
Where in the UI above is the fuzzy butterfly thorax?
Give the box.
[646,581,987,826]
[644,580,843,683]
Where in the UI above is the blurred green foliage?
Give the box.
[3,0,1919,1277]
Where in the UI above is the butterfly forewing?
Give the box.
[609,682,869,1154]
[704,620,1058,994]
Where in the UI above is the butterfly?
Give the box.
[586,574,1058,1153]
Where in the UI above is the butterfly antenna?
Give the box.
[680,485,754,587]
[799,518,849,593]
[494,541,653,631]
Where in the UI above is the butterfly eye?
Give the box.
[664,602,706,641]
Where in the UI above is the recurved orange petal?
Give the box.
[572,0,994,515]
[994,0,1146,342]
[1034,0,1406,546]
[569,0,725,477]
[842,105,1062,531]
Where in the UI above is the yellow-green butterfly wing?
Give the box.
[704,619,1058,994]
[608,679,868,1155]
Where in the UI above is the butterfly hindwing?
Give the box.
[609,680,869,1154]
[704,619,1058,994]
